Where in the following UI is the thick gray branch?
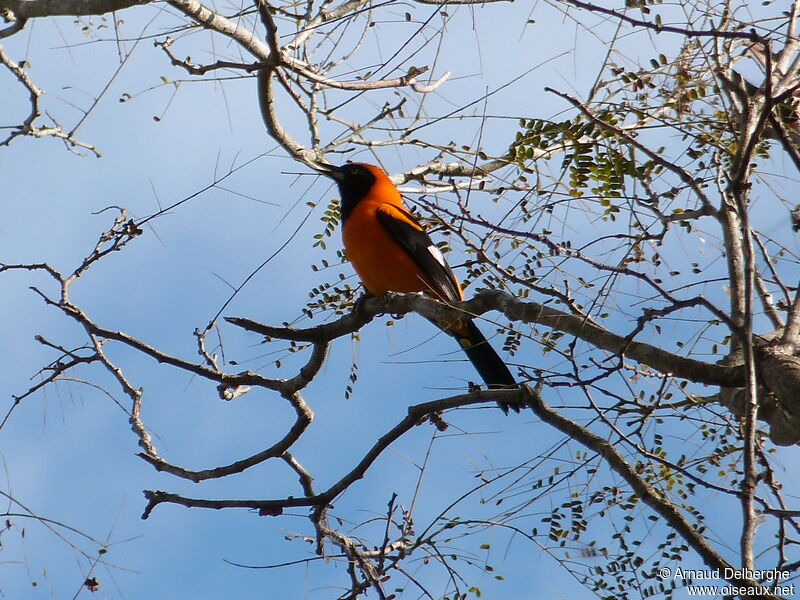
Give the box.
[227,290,746,388]
[0,0,148,19]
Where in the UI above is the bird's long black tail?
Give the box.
[433,317,519,413]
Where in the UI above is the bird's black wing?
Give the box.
[375,206,462,304]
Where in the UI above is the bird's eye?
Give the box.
[349,166,359,175]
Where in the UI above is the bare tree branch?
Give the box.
[0,0,148,19]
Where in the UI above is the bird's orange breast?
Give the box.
[343,201,432,296]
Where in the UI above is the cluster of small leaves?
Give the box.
[271,339,313,369]
[309,253,343,274]
[509,117,584,164]
[632,435,694,497]
[540,330,566,354]
[510,114,663,222]
[696,422,744,484]
[312,199,341,250]
[463,257,507,293]
[344,352,359,400]
[663,70,712,120]
[583,492,685,600]
[614,65,659,94]
[641,42,779,176]
[302,281,356,317]
[304,202,358,316]
[640,531,691,598]
[561,139,640,213]
[527,448,704,600]
[501,325,522,357]
[73,15,111,38]
[542,498,589,543]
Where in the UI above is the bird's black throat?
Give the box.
[333,165,377,222]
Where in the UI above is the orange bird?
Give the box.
[317,162,518,413]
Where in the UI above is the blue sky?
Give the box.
[3,1,798,598]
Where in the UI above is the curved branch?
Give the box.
[257,66,325,166]
[138,394,314,482]
[141,387,530,518]
[0,14,26,37]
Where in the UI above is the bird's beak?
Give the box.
[313,161,345,182]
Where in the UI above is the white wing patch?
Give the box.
[427,244,447,267]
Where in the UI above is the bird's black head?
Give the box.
[315,162,378,221]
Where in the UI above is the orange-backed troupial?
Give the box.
[316,162,518,413]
